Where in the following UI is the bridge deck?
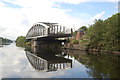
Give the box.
[26,33,72,40]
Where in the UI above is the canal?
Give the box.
[0,43,120,78]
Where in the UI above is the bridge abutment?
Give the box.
[31,40,38,47]
[30,39,66,53]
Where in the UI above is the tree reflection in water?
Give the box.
[66,50,120,78]
[25,41,120,78]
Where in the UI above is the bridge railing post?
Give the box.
[63,26,65,33]
[54,26,55,34]
[48,28,50,35]
[71,28,73,34]
[60,26,61,33]
[57,25,58,33]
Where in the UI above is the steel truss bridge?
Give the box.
[26,22,73,39]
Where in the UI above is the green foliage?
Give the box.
[0,37,13,45]
[25,42,31,47]
[73,40,79,44]
[79,26,88,32]
[72,30,77,37]
[72,26,88,38]
[79,53,120,78]
[16,36,26,47]
[86,13,120,51]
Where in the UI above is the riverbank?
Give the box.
[65,41,120,55]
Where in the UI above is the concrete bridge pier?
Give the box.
[31,39,39,47]
[30,39,65,54]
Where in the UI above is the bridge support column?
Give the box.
[31,40,39,47]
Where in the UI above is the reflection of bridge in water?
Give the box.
[25,22,72,71]
[25,50,72,72]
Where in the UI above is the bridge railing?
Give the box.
[48,25,72,35]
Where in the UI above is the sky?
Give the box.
[0,0,119,40]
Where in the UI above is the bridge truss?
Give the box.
[26,22,73,39]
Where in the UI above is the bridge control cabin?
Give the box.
[26,22,73,40]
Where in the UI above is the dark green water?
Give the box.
[1,43,120,78]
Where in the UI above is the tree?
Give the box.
[0,37,13,45]
[86,19,105,51]
[86,13,120,51]
[79,26,88,32]
[104,13,120,51]
[72,30,78,37]
[16,36,26,47]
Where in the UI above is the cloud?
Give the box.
[105,0,119,2]
[90,11,105,21]
[53,0,86,5]
[0,2,6,7]
[53,0,119,4]
[1,45,69,78]
[0,0,118,40]
[0,48,2,80]
[0,5,29,39]
[0,0,84,39]
[118,1,120,13]
[0,26,6,34]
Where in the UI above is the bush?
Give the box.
[16,36,26,47]
[73,40,79,44]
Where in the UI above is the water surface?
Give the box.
[1,43,119,78]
